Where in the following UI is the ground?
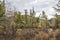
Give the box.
[0,29,60,40]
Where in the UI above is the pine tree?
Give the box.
[30,7,36,27]
[0,0,5,17]
[25,9,28,25]
[14,11,22,28]
[55,13,60,29]
[32,7,36,17]
[54,0,60,29]
[41,11,48,29]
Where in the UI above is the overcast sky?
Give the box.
[6,0,58,19]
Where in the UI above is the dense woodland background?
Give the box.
[0,0,60,40]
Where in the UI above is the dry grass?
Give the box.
[0,29,60,40]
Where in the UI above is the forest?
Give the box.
[0,0,60,40]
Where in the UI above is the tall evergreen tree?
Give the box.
[29,7,36,27]
[41,11,48,28]
[32,7,36,17]
[55,13,60,29]
[25,9,28,24]
[54,0,60,29]
[30,9,32,26]
[0,0,5,17]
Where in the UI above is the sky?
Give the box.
[5,0,58,19]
